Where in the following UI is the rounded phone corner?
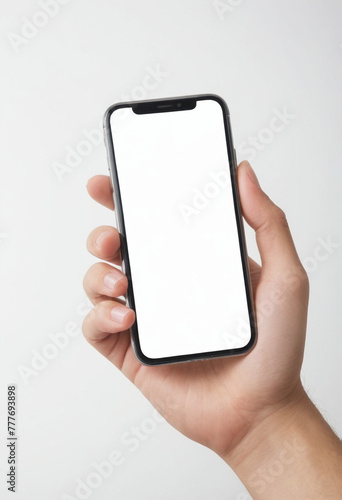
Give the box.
[130,340,161,367]
[239,329,258,356]
[202,94,230,116]
[103,101,132,130]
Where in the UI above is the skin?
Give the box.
[83,161,342,499]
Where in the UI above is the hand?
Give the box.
[82,161,309,458]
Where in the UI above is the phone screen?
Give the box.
[108,97,254,362]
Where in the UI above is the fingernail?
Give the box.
[111,305,129,324]
[245,162,260,187]
[95,231,110,249]
[104,272,118,291]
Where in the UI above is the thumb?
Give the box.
[237,161,303,278]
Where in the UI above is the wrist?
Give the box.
[221,382,342,499]
[223,381,307,468]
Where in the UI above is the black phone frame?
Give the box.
[103,94,257,366]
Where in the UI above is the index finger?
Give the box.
[87,175,114,210]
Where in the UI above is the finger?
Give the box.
[83,262,128,305]
[87,225,121,265]
[82,300,140,381]
[87,175,114,210]
[82,301,141,383]
[83,299,135,342]
[237,161,306,281]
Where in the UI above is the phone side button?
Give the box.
[234,148,238,169]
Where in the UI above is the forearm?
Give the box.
[223,386,342,499]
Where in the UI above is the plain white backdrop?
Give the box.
[0,1,341,499]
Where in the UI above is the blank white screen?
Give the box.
[110,99,251,360]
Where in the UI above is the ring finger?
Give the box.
[83,262,128,305]
[83,299,135,344]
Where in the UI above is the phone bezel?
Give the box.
[103,94,257,365]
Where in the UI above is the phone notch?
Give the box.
[132,98,197,115]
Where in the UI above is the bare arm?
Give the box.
[225,391,342,499]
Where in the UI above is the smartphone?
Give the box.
[103,94,256,365]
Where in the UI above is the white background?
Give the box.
[0,1,341,499]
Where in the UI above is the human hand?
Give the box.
[82,161,309,459]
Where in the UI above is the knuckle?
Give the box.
[278,264,309,298]
[89,261,102,273]
[82,308,95,338]
[82,266,93,292]
[271,205,289,229]
[86,229,95,249]
[94,300,111,320]
[95,300,106,315]
[83,262,102,291]
[257,205,290,238]
[82,270,90,292]
[298,266,310,294]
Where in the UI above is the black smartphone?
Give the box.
[103,94,256,365]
